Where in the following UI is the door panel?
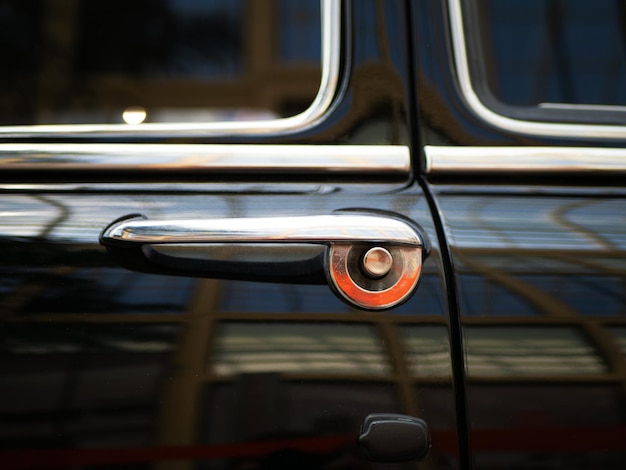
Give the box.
[0,187,461,469]
[432,188,626,469]
[411,1,626,466]
[0,0,468,468]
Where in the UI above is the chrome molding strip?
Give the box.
[0,0,340,137]
[539,103,626,113]
[425,146,626,173]
[448,0,626,140]
[0,143,410,175]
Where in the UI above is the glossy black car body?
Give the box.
[0,1,624,469]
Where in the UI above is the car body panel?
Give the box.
[1,1,625,469]
[0,184,462,469]
[431,186,626,469]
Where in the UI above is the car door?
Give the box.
[413,0,626,469]
[0,1,464,469]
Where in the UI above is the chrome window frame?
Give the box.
[0,0,412,178]
[0,143,411,177]
[448,0,626,141]
[0,0,339,137]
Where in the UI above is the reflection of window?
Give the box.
[212,322,389,376]
[612,326,626,357]
[402,325,452,377]
[0,0,322,126]
[458,274,538,317]
[520,274,624,317]
[464,326,607,377]
[1,323,179,354]
[463,0,626,124]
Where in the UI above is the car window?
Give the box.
[460,0,626,126]
[0,0,321,128]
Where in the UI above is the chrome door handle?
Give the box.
[101,214,422,246]
[101,211,428,310]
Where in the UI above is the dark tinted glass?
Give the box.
[469,0,626,108]
[0,0,321,126]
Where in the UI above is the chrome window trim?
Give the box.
[0,0,340,137]
[539,103,626,113]
[425,146,626,173]
[0,143,410,176]
[448,0,626,140]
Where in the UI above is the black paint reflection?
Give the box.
[437,190,626,469]
[0,233,457,467]
[0,184,458,468]
[440,194,626,318]
[0,307,459,468]
[0,323,179,450]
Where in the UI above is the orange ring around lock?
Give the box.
[327,244,422,310]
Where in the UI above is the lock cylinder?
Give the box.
[326,243,422,310]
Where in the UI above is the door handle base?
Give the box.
[101,211,428,310]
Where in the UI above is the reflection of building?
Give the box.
[445,195,626,385]
[0,266,454,449]
[0,183,457,469]
[1,193,626,468]
[441,194,626,468]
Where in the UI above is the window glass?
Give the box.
[0,0,321,126]
[464,0,626,122]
